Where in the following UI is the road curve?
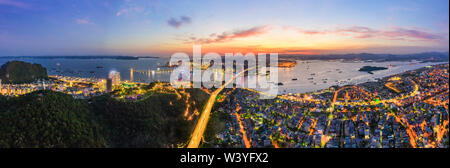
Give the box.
[187,68,253,148]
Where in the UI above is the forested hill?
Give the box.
[0,61,48,84]
[0,91,106,147]
[0,89,208,148]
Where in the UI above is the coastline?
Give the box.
[277,60,449,95]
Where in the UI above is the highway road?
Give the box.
[187,67,254,148]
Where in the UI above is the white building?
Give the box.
[108,71,121,85]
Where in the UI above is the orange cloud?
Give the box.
[187,26,271,44]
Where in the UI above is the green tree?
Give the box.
[0,91,106,148]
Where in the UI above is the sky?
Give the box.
[0,0,449,57]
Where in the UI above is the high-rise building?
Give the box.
[106,79,113,92]
[108,71,121,85]
[130,68,134,82]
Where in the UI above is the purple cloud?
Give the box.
[116,7,143,16]
[294,26,445,41]
[167,16,191,28]
[0,0,29,8]
[76,18,93,25]
[380,28,443,41]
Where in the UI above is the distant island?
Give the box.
[358,66,388,74]
[0,61,48,84]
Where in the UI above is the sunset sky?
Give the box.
[0,0,449,57]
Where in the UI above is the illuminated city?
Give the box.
[0,0,448,153]
[207,64,449,148]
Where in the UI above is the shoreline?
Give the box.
[277,61,449,95]
[0,57,447,95]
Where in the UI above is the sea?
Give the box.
[0,57,447,94]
